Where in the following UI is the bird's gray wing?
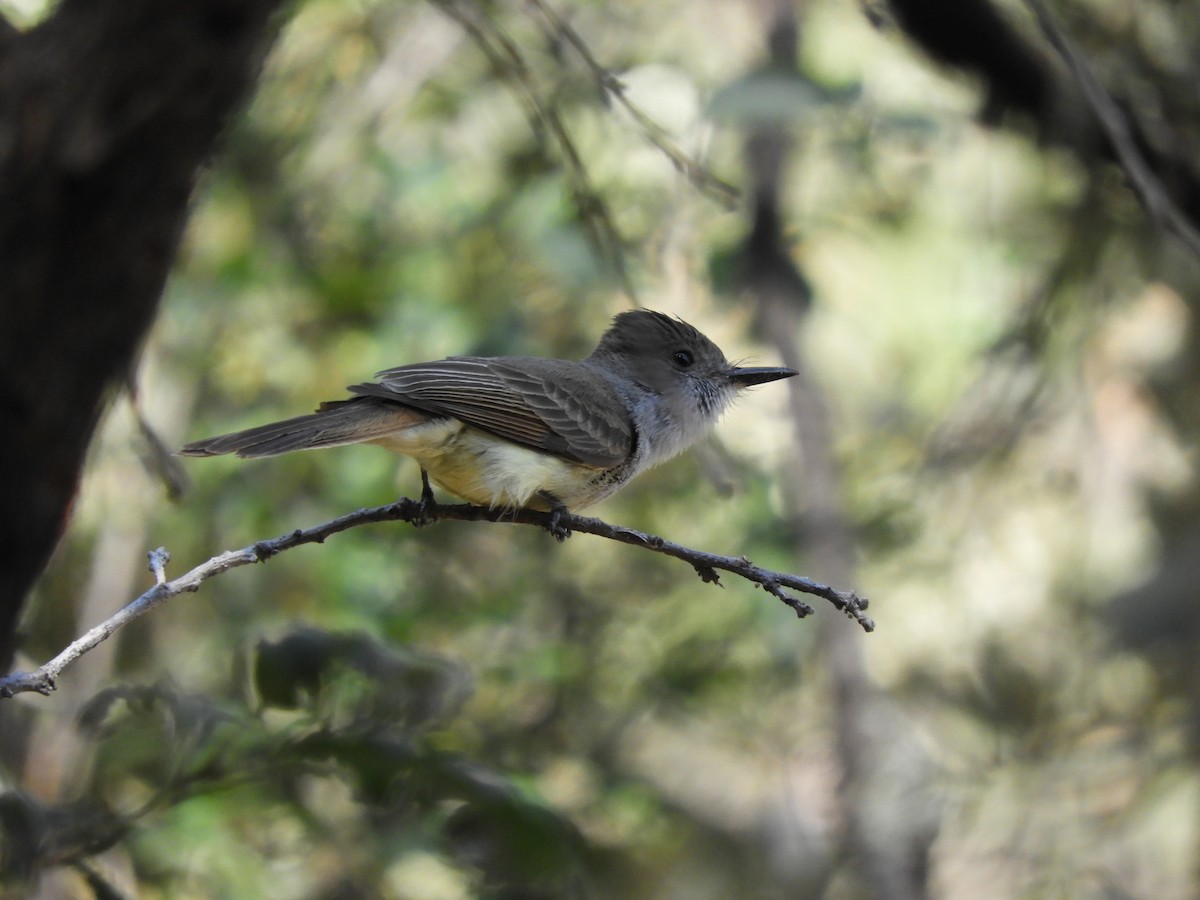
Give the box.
[350,357,633,468]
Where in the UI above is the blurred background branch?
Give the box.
[1022,0,1200,259]
[729,2,937,895]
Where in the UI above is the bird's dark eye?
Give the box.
[673,349,694,368]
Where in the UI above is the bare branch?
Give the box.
[0,499,872,699]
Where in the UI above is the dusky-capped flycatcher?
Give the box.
[179,310,796,513]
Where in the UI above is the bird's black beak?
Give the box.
[728,366,798,387]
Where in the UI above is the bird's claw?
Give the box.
[413,470,437,527]
[547,503,572,542]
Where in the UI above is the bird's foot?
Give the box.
[413,470,437,527]
[539,493,572,542]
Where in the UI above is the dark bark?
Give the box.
[886,0,1053,124]
[0,0,287,667]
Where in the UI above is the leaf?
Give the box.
[253,628,336,710]
[254,627,472,728]
[0,791,44,880]
[437,759,588,890]
[708,66,830,126]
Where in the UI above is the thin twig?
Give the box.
[148,547,170,585]
[431,0,638,301]
[1024,0,1200,261]
[522,0,740,210]
[0,499,872,699]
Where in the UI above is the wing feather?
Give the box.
[351,357,633,467]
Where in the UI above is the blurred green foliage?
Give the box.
[7,0,1200,897]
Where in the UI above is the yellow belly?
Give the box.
[369,419,614,510]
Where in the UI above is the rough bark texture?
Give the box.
[0,0,287,667]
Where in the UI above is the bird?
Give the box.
[179,310,796,517]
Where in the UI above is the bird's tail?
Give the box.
[178,398,425,458]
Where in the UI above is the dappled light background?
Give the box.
[10,0,1200,897]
